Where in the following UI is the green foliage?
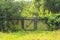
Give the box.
[0,0,22,31]
[0,0,60,32]
[41,14,60,30]
[44,0,60,13]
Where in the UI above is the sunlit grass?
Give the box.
[0,30,60,40]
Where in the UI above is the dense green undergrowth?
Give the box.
[41,14,60,30]
[0,14,60,32]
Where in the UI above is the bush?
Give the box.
[41,14,60,30]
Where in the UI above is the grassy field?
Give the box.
[0,30,60,40]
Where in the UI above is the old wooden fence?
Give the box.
[0,17,47,31]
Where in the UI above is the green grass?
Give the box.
[0,30,60,40]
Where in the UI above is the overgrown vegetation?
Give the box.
[0,0,60,32]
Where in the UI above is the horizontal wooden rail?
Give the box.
[0,17,47,31]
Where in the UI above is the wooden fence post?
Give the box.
[1,18,4,32]
[21,18,24,29]
[34,19,37,30]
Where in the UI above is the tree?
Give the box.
[28,0,41,17]
[43,0,60,13]
[0,0,24,31]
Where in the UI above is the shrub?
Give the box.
[41,14,60,30]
